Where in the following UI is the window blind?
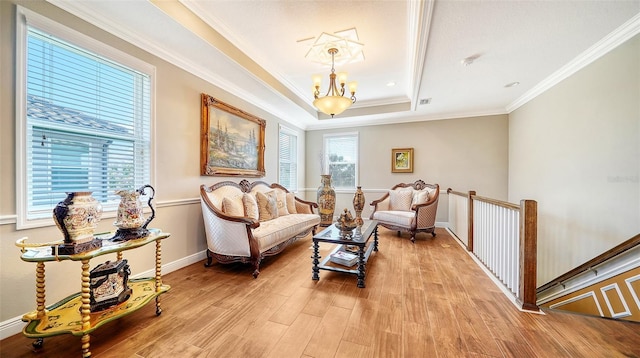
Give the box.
[24,26,151,220]
[278,127,297,191]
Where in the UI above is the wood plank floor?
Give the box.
[2,228,639,357]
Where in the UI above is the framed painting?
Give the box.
[200,93,266,177]
[391,148,414,173]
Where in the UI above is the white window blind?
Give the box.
[17,8,153,227]
[324,133,358,189]
[278,126,298,191]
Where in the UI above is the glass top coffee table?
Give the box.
[311,219,379,288]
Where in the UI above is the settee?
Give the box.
[370,179,439,243]
[200,179,320,277]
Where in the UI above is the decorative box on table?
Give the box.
[89,259,132,312]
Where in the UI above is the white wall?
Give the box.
[0,0,305,324]
[304,115,510,222]
[509,34,640,285]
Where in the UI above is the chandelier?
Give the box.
[312,48,357,117]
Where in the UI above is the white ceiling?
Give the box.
[49,0,640,130]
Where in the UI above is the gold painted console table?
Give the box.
[15,229,171,357]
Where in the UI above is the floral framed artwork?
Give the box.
[391,148,414,173]
[200,93,266,177]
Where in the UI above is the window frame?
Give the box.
[322,132,359,190]
[278,124,298,192]
[15,6,156,230]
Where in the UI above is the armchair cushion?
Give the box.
[389,188,413,211]
[372,210,415,227]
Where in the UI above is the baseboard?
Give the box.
[0,250,208,340]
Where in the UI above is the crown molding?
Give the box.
[47,0,315,130]
[506,13,640,113]
[407,0,435,112]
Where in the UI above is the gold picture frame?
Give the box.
[200,93,266,177]
[391,148,414,173]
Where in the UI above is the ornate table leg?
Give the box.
[80,259,91,357]
[35,262,46,318]
[311,240,320,281]
[117,251,123,261]
[373,226,379,252]
[357,246,366,288]
[32,262,46,349]
[155,239,163,316]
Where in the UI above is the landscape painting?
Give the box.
[200,93,265,177]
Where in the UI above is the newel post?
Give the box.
[467,191,476,252]
[518,199,539,311]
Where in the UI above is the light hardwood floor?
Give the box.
[2,227,639,357]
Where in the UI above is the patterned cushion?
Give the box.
[274,189,289,216]
[389,188,413,211]
[411,189,429,207]
[242,193,259,220]
[256,191,279,221]
[286,192,297,214]
[222,197,244,217]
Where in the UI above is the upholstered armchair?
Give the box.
[369,180,439,243]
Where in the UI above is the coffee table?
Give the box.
[311,219,379,288]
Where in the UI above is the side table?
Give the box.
[15,228,171,357]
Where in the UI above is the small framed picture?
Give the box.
[391,148,414,173]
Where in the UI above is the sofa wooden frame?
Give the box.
[200,179,319,277]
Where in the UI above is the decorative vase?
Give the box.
[353,186,365,226]
[53,192,103,254]
[112,184,156,241]
[317,174,336,226]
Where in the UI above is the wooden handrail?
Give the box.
[537,233,640,293]
[447,188,468,197]
[471,194,520,210]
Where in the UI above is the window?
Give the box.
[323,133,358,189]
[278,125,298,191]
[16,7,154,228]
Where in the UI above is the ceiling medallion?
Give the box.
[303,28,364,66]
[312,47,357,117]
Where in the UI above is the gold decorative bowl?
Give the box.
[335,220,357,232]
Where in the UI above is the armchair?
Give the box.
[369,180,439,243]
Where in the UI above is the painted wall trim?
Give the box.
[506,13,640,113]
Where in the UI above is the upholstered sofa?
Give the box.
[370,180,439,243]
[200,179,320,278]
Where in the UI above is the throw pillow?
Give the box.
[255,191,279,221]
[242,193,259,220]
[286,192,297,214]
[274,189,289,216]
[411,189,429,207]
[389,188,413,211]
[221,197,244,217]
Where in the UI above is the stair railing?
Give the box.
[447,189,538,311]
